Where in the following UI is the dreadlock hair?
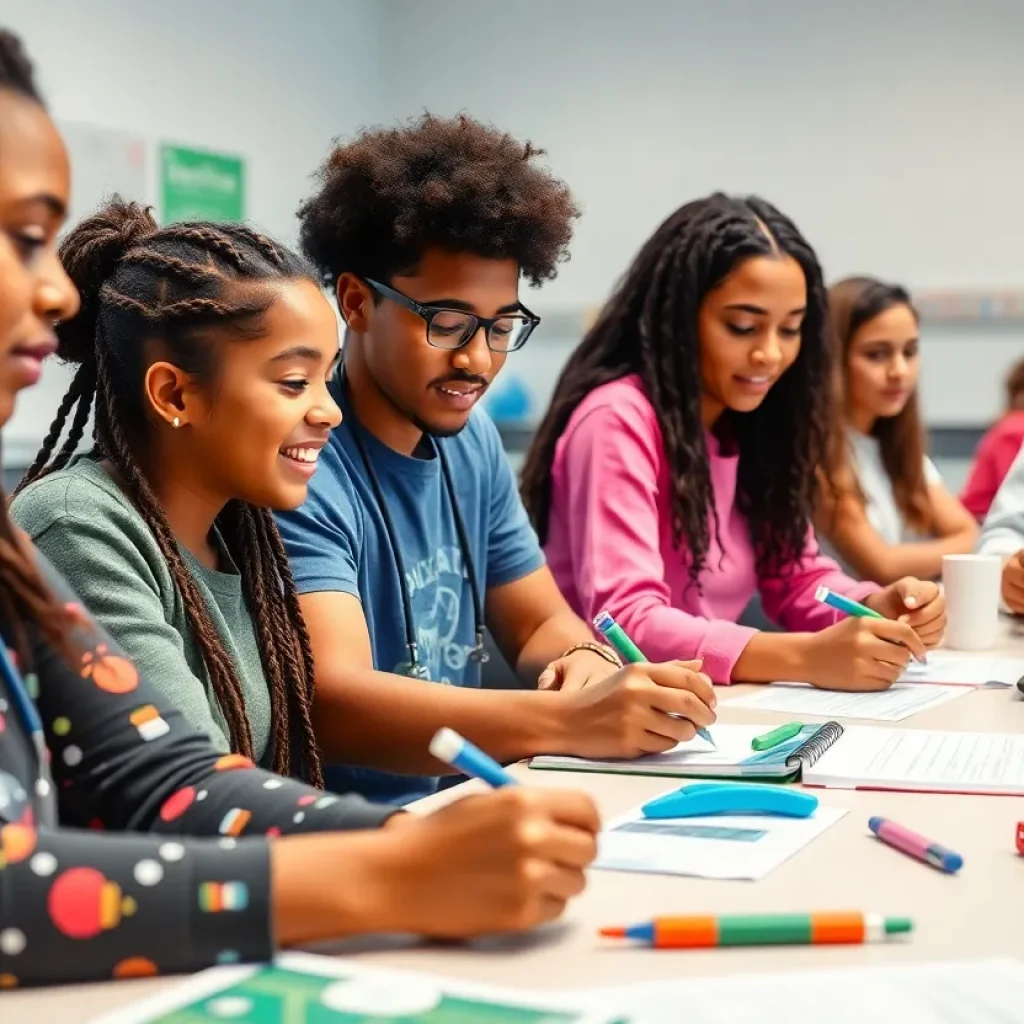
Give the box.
[822,276,931,534]
[298,112,579,288]
[0,28,81,666]
[15,196,325,785]
[521,193,831,590]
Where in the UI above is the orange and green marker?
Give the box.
[599,912,912,949]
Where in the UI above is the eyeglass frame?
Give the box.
[363,277,541,353]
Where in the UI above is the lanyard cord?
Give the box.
[0,640,56,827]
[348,422,488,679]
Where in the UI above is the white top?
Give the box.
[977,436,1024,558]
[847,430,941,545]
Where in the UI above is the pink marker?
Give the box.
[868,817,963,873]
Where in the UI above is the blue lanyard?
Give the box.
[0,641,54,826]
[0,642,43,735]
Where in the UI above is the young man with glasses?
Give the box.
[277,114,716,803]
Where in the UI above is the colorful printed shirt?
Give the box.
[0,550,395,988]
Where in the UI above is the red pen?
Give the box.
[1016,821,1023,856]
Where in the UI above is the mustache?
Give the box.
[429,371,489,389]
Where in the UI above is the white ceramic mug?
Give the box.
[942,554,1002,651]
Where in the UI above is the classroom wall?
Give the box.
[3,0,382,462]
[378,0,1024,429]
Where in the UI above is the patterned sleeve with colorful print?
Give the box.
[0,550,397,988]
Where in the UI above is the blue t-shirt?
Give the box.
[276,379,545,804]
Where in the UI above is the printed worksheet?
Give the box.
[803,726,1024,794]
[897,652,1024,686]
[726,682,967,721]
[595,803,847,880]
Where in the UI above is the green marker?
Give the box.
[593,609,716,749]
[751,722,805,751]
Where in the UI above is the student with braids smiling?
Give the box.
[0,29,600,986]
[12,198,336,783]
[521,195,946,691]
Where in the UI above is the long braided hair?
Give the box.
[15,196,324,785]
[521,193,832,588]
[0,29,80,665]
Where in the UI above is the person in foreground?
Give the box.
[816,276,977,582]
[277,114,716,804]
[520,195,946,691]
[961,355,1024,521]
[0,29,598,988]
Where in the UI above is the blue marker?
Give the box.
[429,728,517,788]
[814,586,925,664]
[594,610,716,749]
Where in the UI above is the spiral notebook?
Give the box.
[529,722,844,782]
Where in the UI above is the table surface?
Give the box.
[12,628,1024,1021]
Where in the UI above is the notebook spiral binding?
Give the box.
[785,720,845,769]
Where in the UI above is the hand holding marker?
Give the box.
[814,586,926,664]
[593,610,716,748]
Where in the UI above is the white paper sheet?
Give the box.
[898,651,1024,686]
[594,802,847,880]
[586,958,1024,1024]
[725,682,968,721]
[804,725,1024,794]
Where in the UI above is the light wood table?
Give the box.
[11,633,1024,1020]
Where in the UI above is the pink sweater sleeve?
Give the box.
[758,529,880,631]
[558,399,759,683]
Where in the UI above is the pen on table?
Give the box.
[593,609,716,749]
[751,722,804,751]
[428,728,517,788]
[599,912,912,949]
[868,816,963,874]
[814,586,926,664]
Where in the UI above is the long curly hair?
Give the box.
[520,193,831,588]
[15,196,324,785]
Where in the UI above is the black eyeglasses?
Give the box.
[365,278,540,353]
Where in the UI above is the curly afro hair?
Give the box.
[298,113,580,289]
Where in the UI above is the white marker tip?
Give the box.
[428,727,463,762]
[814,585,830,602]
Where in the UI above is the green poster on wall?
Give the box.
[160,143,245,223]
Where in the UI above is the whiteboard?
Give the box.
[7,121,149,466]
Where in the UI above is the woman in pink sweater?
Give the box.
[521,194,946,689]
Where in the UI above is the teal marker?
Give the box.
[815,586,926,663]
[593,609,716,749]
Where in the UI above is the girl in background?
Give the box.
[818,276,977,582]
[960,355,1024,520]
[0,27,597,986]
[521,195,945,691]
